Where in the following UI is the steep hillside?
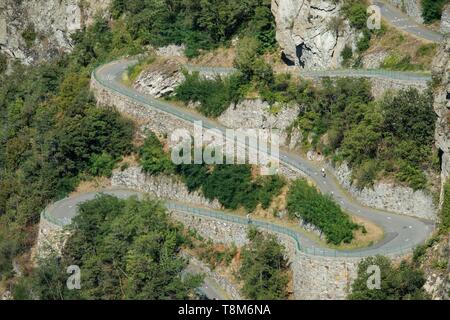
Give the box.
[0,0,111,64]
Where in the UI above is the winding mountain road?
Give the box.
[39,2,446,299]
[43,59,436,261]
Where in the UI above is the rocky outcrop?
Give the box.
[385,0,423,24]
[271,0,358,69]
[133,59,185,98]
[441,4,450,35]
[218,99,302,149]
[432,36,450,207]
[0,0,111,64]
[361,50,389,69]
[331,162,437,220]
[422,235,450,300]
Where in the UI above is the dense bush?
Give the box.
[21,24,37,48]
[139,132,175,175]
[239,228,289,299]
[421,0,449,24]
[175,72,244,117]
[286,180,358,245]
[175,36,275,117]
[0,18,138,280]
[291,77,435,190]
[176,163,285,212]
[111,0,276,57]
[14,195,202,299]
[349,255,429,300]
[342,0,369,30]
[0,53,7,74]
[440,182,450,233]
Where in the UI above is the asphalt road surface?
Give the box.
[372,0,443,43]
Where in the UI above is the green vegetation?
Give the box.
[21,24,37,48]
[292,78,435,190]
[349,255,429,300]
[380,54,424,71]
[176,163,285,212]
[342,0,368,30]
[0,18,143,280]
[14,195,202,299]
[439,182,450,233]
[175,72,244,117]
[421,0,450,24]
[286,180,358,245]
[175,36,274,117]
[139,132,175,175]
[239,228,289,299]
[111,0,276,58]
[0,53,7,74]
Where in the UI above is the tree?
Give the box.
[139,132,174,175]
[349,256,429,300]
[421,0,450,24]
[239,228,289,299]
[234,36,274,85]
[16,195,202,300]
[286,179,358,245]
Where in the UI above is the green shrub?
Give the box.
[286,179,358,245]
[349,256,429,300]
[89,152,116,177]
[139,132,174,175]
[22,24,37,48]
[353,159,379,190]
[395,162,427,190]
[175,72,245,117]
[0,53,7,74]
[357,29,372,52]
[440,182,450,232]
[380,54,423,71]
[342,0,369,30]
[341,45,353,66]
[239,229,289,299]
[421,0,450,24]
[416,43,438,57]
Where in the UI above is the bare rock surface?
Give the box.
[271,0,358,69]
[133,59,185,98]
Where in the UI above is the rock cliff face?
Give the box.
[331,162,437,220]
[271,0,357,69]
[0,0,111,64]
[218,99,302,149]
[134,59,185,98]
[442,4,450,35]
[432,36,450,206]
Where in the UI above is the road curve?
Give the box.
[372,0,443,43]
[42,59,435,260]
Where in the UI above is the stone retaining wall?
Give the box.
[385,0,423,24]
[111,166,222,209]
[330,162,437,220]
[170,210,360,300]
[34,215,70,261]
[183,253,243,300]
